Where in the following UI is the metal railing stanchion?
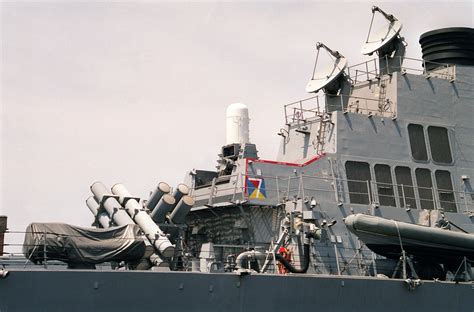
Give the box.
[43,231,48,269]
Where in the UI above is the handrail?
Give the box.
[284,96,325,125]
[283,93,395,125]
[347,55,455,83]
[284,56,456,124]
[0,232,379,276]
[193,172,474,214]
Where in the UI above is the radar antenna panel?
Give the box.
[361,6,403,55]
[306,42,347,94]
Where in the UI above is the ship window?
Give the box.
[408,124,428,161]
[435,170,456,212]
[374,164,396,207]
[428,127,452,164]
[395,167,417,209]
[345,161,371,205]
[415,168,434,210]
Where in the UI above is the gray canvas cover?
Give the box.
[23,223,146,264]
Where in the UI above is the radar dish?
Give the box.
[306,57,347,93]
[361,20,402,55]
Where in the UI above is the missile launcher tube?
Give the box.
[146,182,171,210]
[170,195,195,224]
[85,196,111,228]
[90,182,135,226]
[171,183,190,204]
[150,194,176,223]
[111,183,175,258]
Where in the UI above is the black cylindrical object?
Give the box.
[419,27,474,70]
[275,244,310,274]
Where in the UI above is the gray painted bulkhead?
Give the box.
[186,65,474,278]
[1,270,473,312]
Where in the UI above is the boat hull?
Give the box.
[345,214,474,263]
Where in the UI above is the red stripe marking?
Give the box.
[247,153,326,168]
[244,153,326,198]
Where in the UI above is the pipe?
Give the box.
[235,250,266,271]
[86,196,112,228]
[170,195,195,224]
[275,243,310,274]
[90,182,135,226]
[171,184,190,204]
[146,182,171,211]
[150,194,176,223]
[111,183,175,258]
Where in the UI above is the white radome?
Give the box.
[226,103,250,145]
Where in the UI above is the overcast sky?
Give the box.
[1,1,472,252]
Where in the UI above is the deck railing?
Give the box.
[347,55,456,84]
[0,230,379,277]
[283,56,456,124]
[283,95,325,125]
[193,172,474,215]
[283,94,396,125]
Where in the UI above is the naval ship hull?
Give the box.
[1,270,473,312]
[2,8,473,312]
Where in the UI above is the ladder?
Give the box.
[329,158,344,205]
[260,230,288,273]
[315,117,330,154]
[377,78,390,114]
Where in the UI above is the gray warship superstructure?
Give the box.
[1,7,473,312]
